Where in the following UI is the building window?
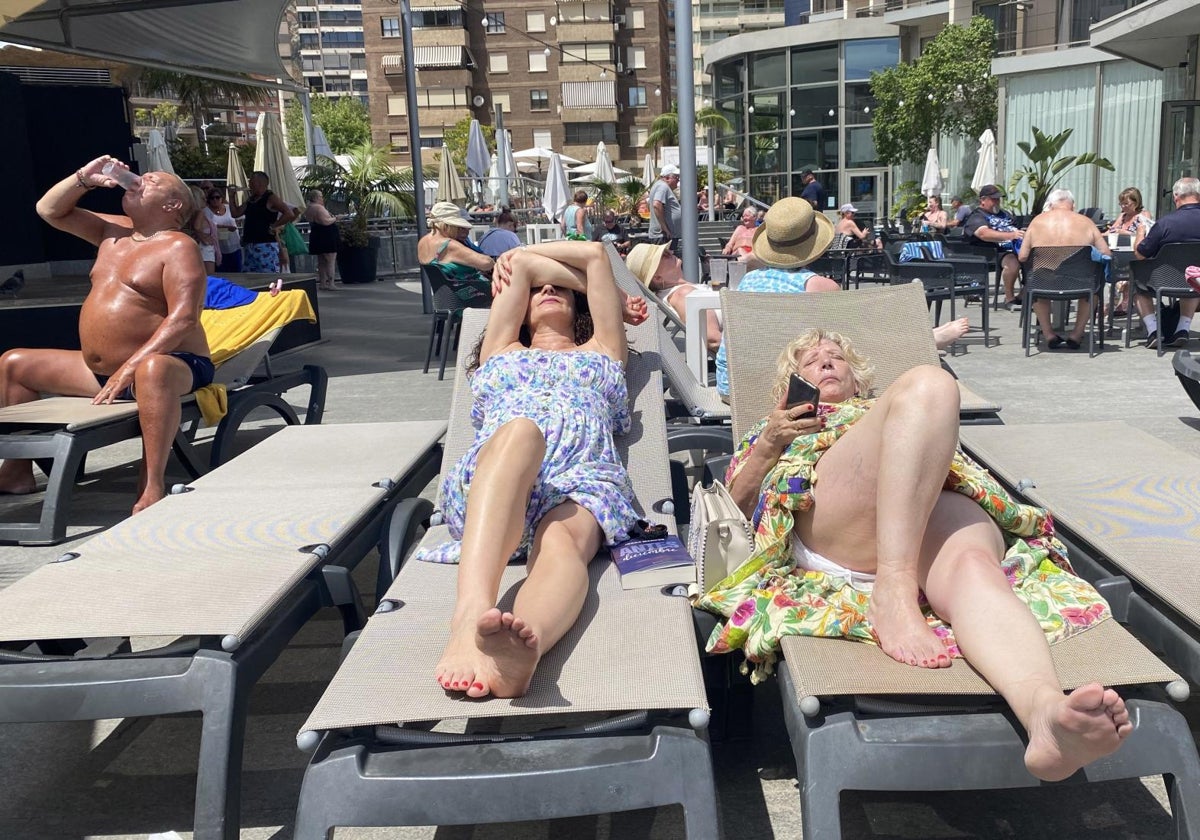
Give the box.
[419,135,443,149]
[561,43,614,63]
[490,53,509,73]
[526,11,546,32]
[528,50,548,72]
[844,38,900,80]
[627,46,646,70]
[565,122,617,145]
[485,12,505,33]
[630,8,645,28]
[533,129,553,148]
[631,126,648,149]
[492,93,511,112]
[390,133,409,154]
[412,9,463,27]
[298,12,318,27]
[628,86,647,108]
[973,2,1017,54]
[425,89,466,107]
[387,95,406,116]
[531,89,550,111]
[381,16,400,37]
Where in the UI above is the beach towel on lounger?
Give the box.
[694,399,1110,682]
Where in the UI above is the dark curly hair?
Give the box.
[466,289,593,374]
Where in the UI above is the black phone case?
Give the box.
[785,374,820,414]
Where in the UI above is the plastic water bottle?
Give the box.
[102,161,143,192]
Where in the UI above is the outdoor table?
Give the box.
[685,287,722,382]
[524,224,563,245]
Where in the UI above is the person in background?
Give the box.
[834,203,879,249]
[1133,176,1200,349]
[921,196,949,232]
[799,170,826,212]
[206,188,241,272]
[962,185,1024,311]
[418,200,495,286]
[188,185,219,274]
[947,196,972,229]
[591,210,631,254]
[723,207,759,257]
[1107,187,1153,317]
[478,209,523,258]
[230,171,296,274]
[563,190,592,240]
[648,164,682,252]
[304,189,341,291]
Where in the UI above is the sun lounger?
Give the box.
[0,420,445,840]
[0,290,326,545]
[961,420,1200,684]
[291,308,718,839]
[721,284,1200,839]
[1175,350,1200,412]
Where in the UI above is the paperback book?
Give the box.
[610,535,696,590]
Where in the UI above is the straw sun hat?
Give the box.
[752,197,835,269]
[427,201,472,229]
[626,242,670,288]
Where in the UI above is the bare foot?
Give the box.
[435,610,486,693]
[131,484,166,514]
[867,583,951,668]
[933,317,970,350]
[469,608,540,699]
[1025,683,1131,781]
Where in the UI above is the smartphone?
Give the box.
[785,374,820,417]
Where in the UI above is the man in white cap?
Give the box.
[648,163,681,252]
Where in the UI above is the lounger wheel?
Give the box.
[1169,680,1190,702]
[297,729,321,752]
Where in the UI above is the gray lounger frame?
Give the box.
[292,307,719,839]
[721,284,1200,839]
[0,423,443,840]
[0,362,327,546]
[1175,349,1200,413]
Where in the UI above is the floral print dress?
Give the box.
[416,348,640,564]
[694,399,1111,682]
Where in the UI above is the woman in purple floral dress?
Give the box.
[420,241,645,700]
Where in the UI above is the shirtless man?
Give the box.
[1017,188,1110,350]
[0,156,212,513]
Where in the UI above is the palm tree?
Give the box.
[300,141,417,247]
[137,69,270,150]
[644,104,733,156]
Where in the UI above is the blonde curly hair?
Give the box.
[770,329,875,403]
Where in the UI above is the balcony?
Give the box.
[412,27,468,48]
[881,0,950,25]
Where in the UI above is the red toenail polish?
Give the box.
[472,682,483,690]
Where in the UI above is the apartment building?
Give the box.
[692,0,785,99]
[362,0,673,171]
[294,0,370,105]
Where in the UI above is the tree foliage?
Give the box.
[645,104,733,151]
[285,95,372,156]
[299,141,417,246]
[167,138,255,181]
[441,116,495,174]
[1005,126,1113,215]
[137,69,269,150]
[869,16,998,166]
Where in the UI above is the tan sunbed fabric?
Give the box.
[782,619,1179,700]
[723,283,946,439]
[302,558,707,729]
[301,307,706,731]
[0,422,445,642]
[0,396,146,431]
[961,421,1200,623]
[957,379,1002,417]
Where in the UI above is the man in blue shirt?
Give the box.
[1134,176,1200,349]
[476,210,522,258]
[799,170,827,212]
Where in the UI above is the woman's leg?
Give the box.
[919,491,1131,781]
[797,365,960,668]
[435,418,545,694]
[472,500,603,698]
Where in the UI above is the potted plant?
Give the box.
[301,141,416,283]
[1006,127,1113,218]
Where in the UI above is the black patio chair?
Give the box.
[420,263,492,380]
[1019,246,1107,358]
[1128,241,1200,357]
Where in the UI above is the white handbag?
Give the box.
[688,480,755,593]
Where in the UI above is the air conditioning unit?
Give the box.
[614,14,626,24]
[617,62,624,72]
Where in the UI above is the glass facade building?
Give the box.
[709,25,899,217]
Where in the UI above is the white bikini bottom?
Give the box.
[791,536,875,590]
[659,283,724,326]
